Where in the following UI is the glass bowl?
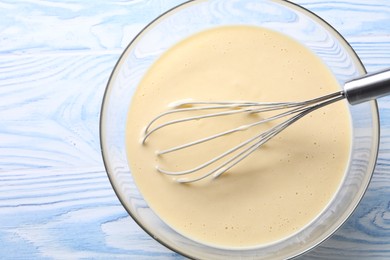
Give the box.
[100,0,379,259]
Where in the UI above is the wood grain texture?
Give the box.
[0,0,389,259]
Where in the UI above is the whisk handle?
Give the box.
[344,68,390,105]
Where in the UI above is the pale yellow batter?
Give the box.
[126,26,351,248]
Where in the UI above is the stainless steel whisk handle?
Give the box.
[344,68,390,105]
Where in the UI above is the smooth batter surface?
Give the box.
[126,26,351,248]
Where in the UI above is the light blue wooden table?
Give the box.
[0,0,389,259]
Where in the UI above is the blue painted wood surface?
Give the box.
[0,0,389,259]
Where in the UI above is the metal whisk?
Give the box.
[142,69,390,183]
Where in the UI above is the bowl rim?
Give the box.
[99,0,380,258]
